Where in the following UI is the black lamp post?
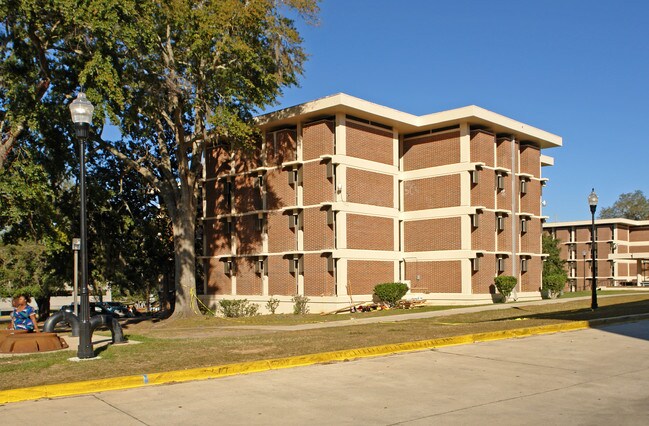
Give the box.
[69,92,95,358]
[582,250,587,291]
[588,188,598,310]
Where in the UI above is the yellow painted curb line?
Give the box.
[0,317,638,405]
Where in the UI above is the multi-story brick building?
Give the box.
[201,94,562,312]
[543,219,649,290]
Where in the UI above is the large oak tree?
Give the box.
[1,0,318,317]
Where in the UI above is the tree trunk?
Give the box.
[169,195,200,318]
[35,295,50,322]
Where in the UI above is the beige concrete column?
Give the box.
[337,258,348,296]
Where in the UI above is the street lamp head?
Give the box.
[69,92,94,138]
[588,188,598,214]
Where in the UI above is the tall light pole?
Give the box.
[69,92,95,358]
[588,188,598,310]
[582,250,587,291]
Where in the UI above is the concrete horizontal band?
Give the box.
[0,317,640,405]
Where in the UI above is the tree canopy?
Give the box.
[1,0,319,317]
[599,190,649,220]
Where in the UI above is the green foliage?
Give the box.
[292,295,309,315]
[542,234,568,295]
[218,299,260,318]
[599,190,649,220]
[494,276,517,299]
[373,282,409,307]
[543,273,567,295]
[266,297,280,314]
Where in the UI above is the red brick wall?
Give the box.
[555,229,571,243]
[495,173,512,211]
[346,121,394,165]
[404,175,461,211]
[618,227,629,240]
[267,255,297,296]
[347,260,395,295]
[267,211,296,252]
[204,179,230,217]
[520,145,540,177]
[205,145,231,179]
[205,258,231,295]
[619,262,629,276]
[205,219,231,256]
[347,214,394,250]
[235,214,263,255]
[576,228,591,242]
[406,261,461,293]
[265,169,296,209]
[303,161,334,206]
[598,226,614,241]
[303,207,334,251]
[266,129,296,165]
[303,253,335,296]
[471,168,495,209]
[497,215,511,251]
[233,174,262,212]
[470,130,495,167]
[472,212,496,251]
[496,138,513,170]
[346,168,393,208]
[235,258,262,295]
[402,131,461,170]
[232,145,262,174]
[521,218,541,253]
[520,256,542,292]
[630,227,649,242]
[472,254,496,294]
[404,218,461,251]
[303,120,334,161]
[519,179,541,216]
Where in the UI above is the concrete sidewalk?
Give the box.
[0,293,646,405]
[2,320,649,425]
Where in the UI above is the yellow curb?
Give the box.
[0,318,625,404]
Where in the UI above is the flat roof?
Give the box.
[257,93,562,149]
[544,219,649,228]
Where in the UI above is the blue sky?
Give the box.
[269,0,649,222]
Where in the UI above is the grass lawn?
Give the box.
[1,291,648,391]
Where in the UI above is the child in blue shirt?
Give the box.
[9,294,40,332]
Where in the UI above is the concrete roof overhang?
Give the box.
[257,93,562,149]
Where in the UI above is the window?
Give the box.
[472,257,480,272]
[496,173,505,191]
[497,257,505,273]
[497,215,505,232]
[327,256,335,273]
[224,260,234,275]
[326,209,335,226]
[224,219,233,235]
[224,180,233,208]
[326,161,334,179]
[471,213,480,229]
[521,218,528,233]
[256,174,264,189]
[255,257,266,275]
[521,258,528,272]
[289,211,301,229]
[288,168,301,186]
[471,169,479,185]
[520,179,527,195]
[256,216,265,232]
[289,257,302,274]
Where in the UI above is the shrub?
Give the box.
[494,276,517,300]
[373,282,409,307]
[292,295,309,314]
[542,272,567,296]
[266,297,280,314]
[218,299,259,318]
